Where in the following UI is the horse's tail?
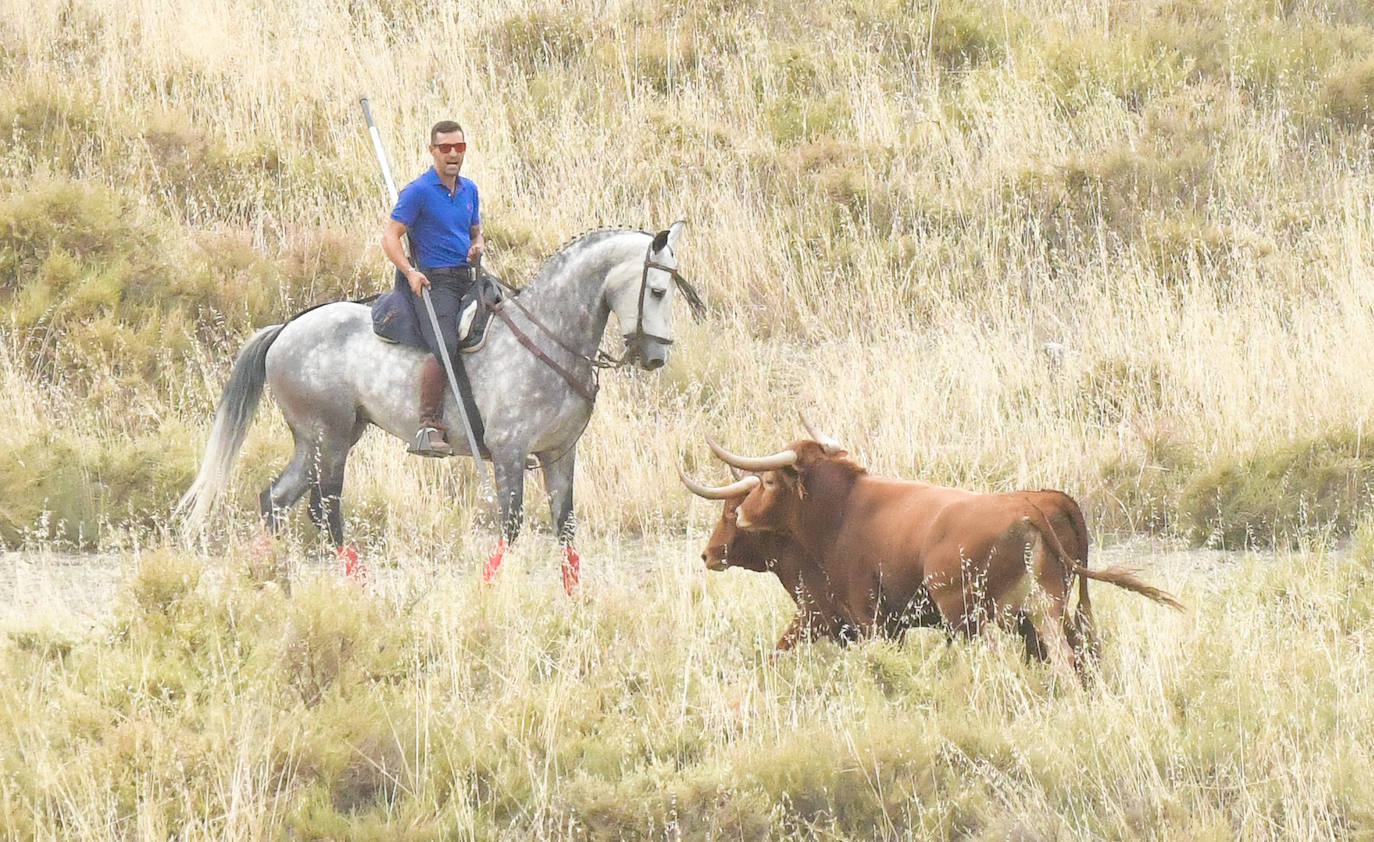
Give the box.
[176,324,285,534]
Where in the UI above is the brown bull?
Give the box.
[692,430,1181,678]
[682,468,1103,659]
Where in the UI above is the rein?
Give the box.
[491,303,600,403]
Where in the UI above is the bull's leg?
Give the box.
[927,571,984,642]
[541,449,579,595]
[482,454,526,583]
[772,612,816,654]
[1026,602,1077,684]
[1071,580,1100,669]
[1017,612,1047,662]
[1025,544,1077,684]
[774,613,805,651]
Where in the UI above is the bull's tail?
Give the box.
[175,324,285,535]
[1023,499,1183,613]
[1050,492,1095,646]
[1069,563,1185,612]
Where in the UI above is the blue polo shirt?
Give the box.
[390,168,481,269]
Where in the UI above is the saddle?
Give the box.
[457,272,504,353]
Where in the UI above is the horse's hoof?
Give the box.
[482,539,506,584]
[561,547,581,597]
[337,545,370,584]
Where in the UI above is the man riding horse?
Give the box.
[373,119,485,458]
[178,114,699,597]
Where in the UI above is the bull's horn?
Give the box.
[798,412,843,454]
[706,437,798,471]
[678,469,760,499]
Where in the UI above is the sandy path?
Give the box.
[0,537,1236,632]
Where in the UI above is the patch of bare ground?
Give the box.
[0,535,1245,631]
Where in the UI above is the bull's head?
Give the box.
[679,469,797,574]
[678,469,758,571]
[703,414,847,534]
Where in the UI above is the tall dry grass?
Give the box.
[4,0,1374,836]
[5,0,1374,549]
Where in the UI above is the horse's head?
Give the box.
[609,221,690,371]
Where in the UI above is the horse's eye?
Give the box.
[650,286,668,299]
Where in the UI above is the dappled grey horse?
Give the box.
[178,224,697,593]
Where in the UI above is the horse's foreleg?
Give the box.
[482,457,526,583]
[541,450,579,595]
[542,450,576,544]
[306,441,349,549]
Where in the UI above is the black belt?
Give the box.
[423,265,476,285]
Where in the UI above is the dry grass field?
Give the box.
[4,0,1374,837]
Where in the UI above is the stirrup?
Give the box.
[407,426,452,458]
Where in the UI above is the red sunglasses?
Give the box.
[432,142,466,154]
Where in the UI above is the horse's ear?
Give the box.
[654,219,686,252]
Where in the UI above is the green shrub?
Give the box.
[1227,19,1350,101]
[0,433,101,547]
[276,579,419,705]
[126,549,202,618]
[1005,124,1219,261]
[1179,427,1374,549]
[1139,213,1275,290]
[1097,443,1198,537]
[763,94,849,146]
[927,1,1013,72]
[489,10,590,74]
[1076,358,1172,426]
[1321,57,1374,129]
[1038,28,1190,113]
[0,426,197,548]
[0,80,103,173]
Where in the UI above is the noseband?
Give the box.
[616,243,705,365]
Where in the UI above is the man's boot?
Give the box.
[408,355,452,457]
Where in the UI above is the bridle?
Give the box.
[616,245,704,365]
[489,238,705,403]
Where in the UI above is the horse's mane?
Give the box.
[525,226,650,289]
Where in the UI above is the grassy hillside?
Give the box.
[4,0,1374,836]
[6,0,1374,550]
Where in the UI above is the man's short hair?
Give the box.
[430,120,464,144]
